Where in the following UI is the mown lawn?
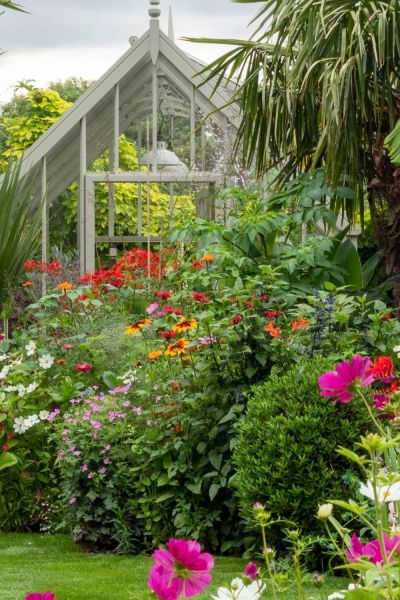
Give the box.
[0,533,347,599]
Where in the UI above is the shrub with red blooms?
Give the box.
[193,292,210,304]
[78,249,170,288]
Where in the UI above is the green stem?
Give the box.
[261,524,278,600]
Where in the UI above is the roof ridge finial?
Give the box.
[168,5,175,41]
[149,0,161,20]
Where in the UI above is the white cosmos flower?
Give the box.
[38,354,54,369]
[25,341,36,356]
[0,365,11,379]
[14,417,28,434]
[0,354,7,362]
[4,385,17,392]
[25,414,40,427]
[212,579,265,600]
[328,594,345,600]
[360,480,400,503]
[17,384,26,398]
[39,410,49,420]
[26,382,39,394]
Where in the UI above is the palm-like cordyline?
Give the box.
[0,163,41,318]
[191,0,400,302]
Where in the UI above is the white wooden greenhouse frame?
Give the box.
[11,0,239,278]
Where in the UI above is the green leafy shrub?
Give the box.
[233,357,370,550]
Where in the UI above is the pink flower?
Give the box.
[147,303,159,315]
[148,539,214,599]
[25,593,55,600]
[198,336,217,345]
[76,363,92,372]
[318,355,375,403]
[345,533,400,565]
[243,562,259,581]
[69,497,77,505]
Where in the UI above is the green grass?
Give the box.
[0,533,347,599]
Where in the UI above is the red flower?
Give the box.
[6,432,14,440]
[265,309,284,318]
[23,259,36,272]
[22,281,34,287]
[193,292,210,304]
[2,444,10,451]
[384,312,392,320]
[370,356,395,380]
[192,260,204,270]
[75,363,92,372]
[260,295,269,303]
[231,315,242,325]
[161,331,177,340]
[47,260,61,276]
[63,343,74,350]
[36,262,48,274]
[156,291,172,300]
[245,300,254,309]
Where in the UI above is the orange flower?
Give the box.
[57,281,73,291]
[165,339,190,356]
[199,254,215,262]
[291,317,311,330]
[22,281,33,287]
[265,321,281,338]
[172,318,198,333]
[148,350,163,361]
[125,319,152,335]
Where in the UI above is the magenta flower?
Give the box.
[148,539,214,599]
[345,533,400,565]
[75,362,92,372]
[318,355,375,403]
[26,593,55,600]
[243,561,260,581]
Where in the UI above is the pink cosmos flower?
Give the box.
[76,363,92,372]
[148,539,214,599]
[198,336,217,346]
[26,593,55,600]
[345,533,400,565]
[243,562,260,581]
[318,355,375,403]
[147,303,159,315]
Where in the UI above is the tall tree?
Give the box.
[194,0,400,303]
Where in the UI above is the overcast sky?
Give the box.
[0,0,258,103]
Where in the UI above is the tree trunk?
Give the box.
[370,146,400,307]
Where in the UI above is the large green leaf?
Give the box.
[0,452,17,471]
[334,239,363,289]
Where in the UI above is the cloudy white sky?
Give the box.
[0,0,258,103]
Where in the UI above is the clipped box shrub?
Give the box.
[233,356,370,550]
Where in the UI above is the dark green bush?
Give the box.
[233,356,369,549]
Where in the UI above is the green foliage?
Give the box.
[0,162,41,312]
[233,357,370,550]
[0,86,72,169]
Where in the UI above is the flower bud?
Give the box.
[317,503,333,520]
[243,562,259,581]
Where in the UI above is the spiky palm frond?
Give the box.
[189,0,400,214]
[0,162,41,311]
